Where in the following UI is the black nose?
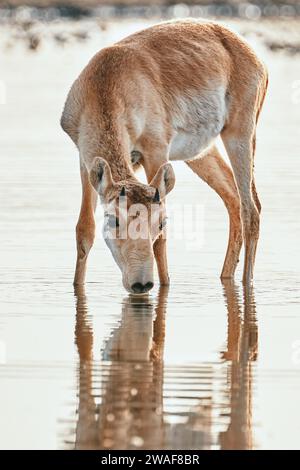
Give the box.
[131,282,154,294]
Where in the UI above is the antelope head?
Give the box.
[89,157,175,294]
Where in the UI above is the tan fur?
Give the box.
[61,19,268,290]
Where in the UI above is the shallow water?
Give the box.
[0,19,300,449]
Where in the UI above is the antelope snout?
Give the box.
[131,281,154,294]
[122,245,154,294]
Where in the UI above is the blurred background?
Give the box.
[0,0,300,54]
[1,0,300,452]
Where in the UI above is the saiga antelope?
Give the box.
[61,19,268,294]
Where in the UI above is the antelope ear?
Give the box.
[89,157,114,201]
[150,163,175,200]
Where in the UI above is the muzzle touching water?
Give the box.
[121,243,155,295]
[131,281,154,294]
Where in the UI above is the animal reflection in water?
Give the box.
[71,284,258,450]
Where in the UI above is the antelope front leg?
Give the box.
[141,145,171,286]
[74,164,98,285]
[153,235,170,286]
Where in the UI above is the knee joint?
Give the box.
[76,223,95,257]
[242,205,260,238]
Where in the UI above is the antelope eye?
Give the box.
[105,214,119,228]
[159,218,167,231]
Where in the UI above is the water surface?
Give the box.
[0,19,300,449]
